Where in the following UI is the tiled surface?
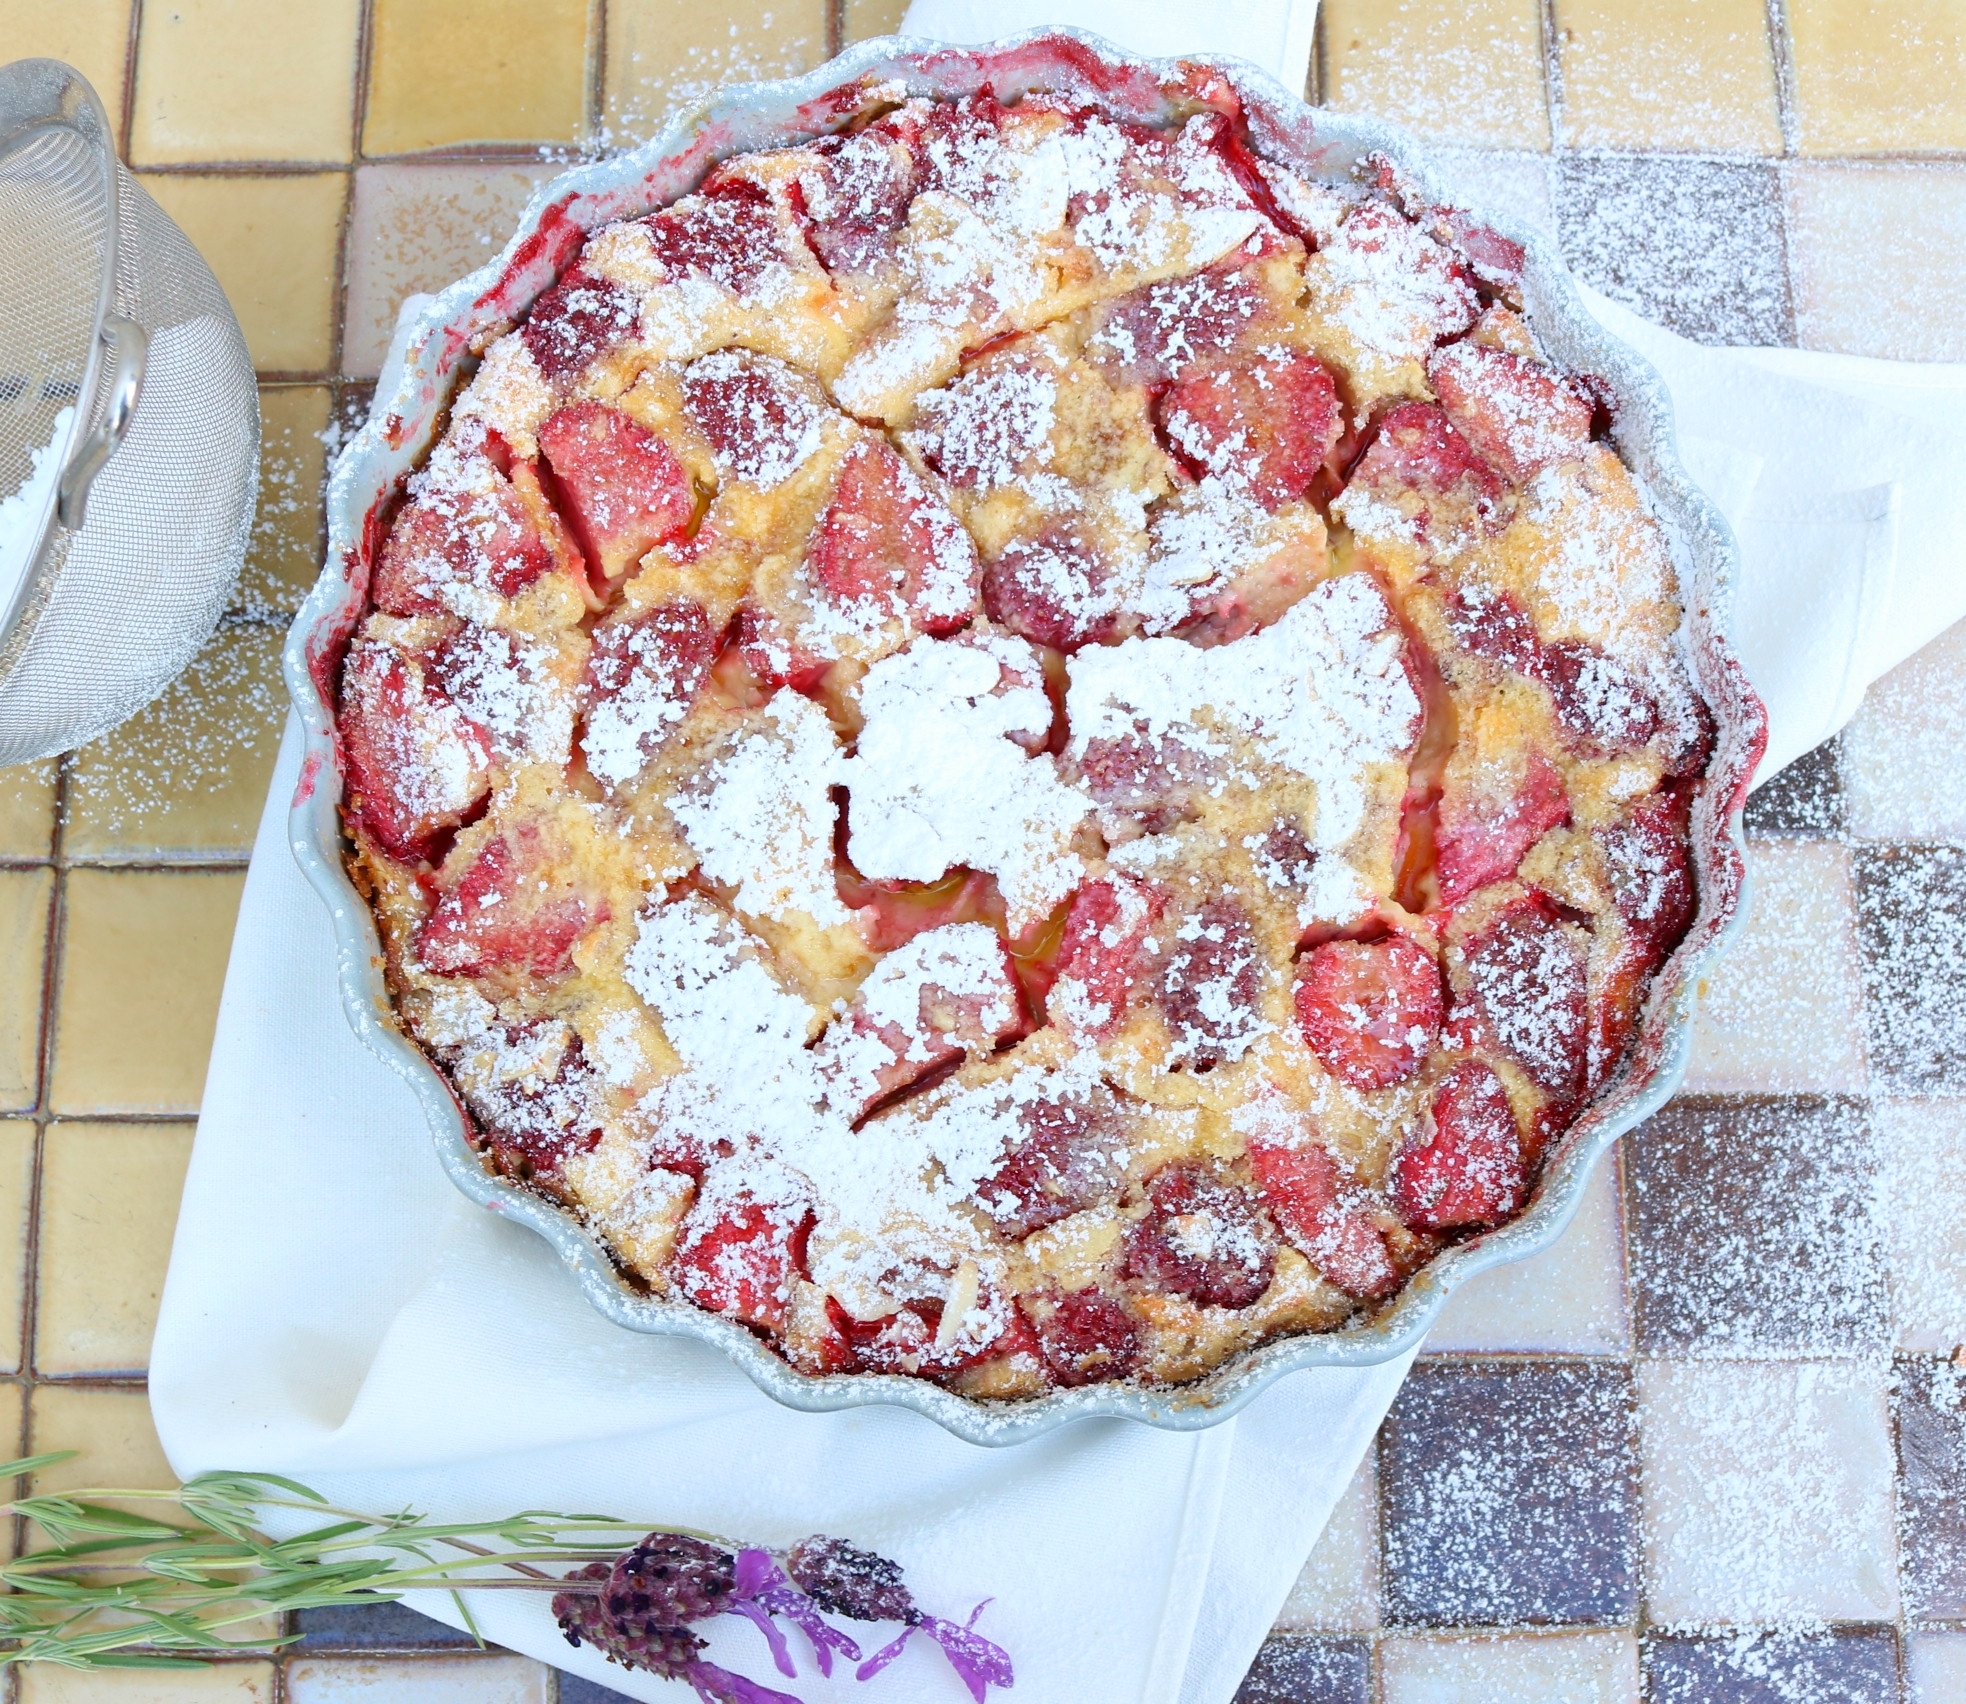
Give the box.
[5,7,1963,1704]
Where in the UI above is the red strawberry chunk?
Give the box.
[1391,1059,1525,1230]
[643,177,787,297]
[808,439,980,634]
[815,923,1023,1120]
[519,268,639,383]
[681,350,828,489]
[372,462,558,618]
[1598,789,1695,956]
[413,825,602,979]
[1124,1164,1277,1310]
[1089,266,1263,384]
[1026,1287,1141,1387]
[828,1287,1023,1378]
[977,1085,1128,1239]
[1442,582,1546,677]
[1341,402,1506,551]
[1049,873,1164,1039]
[1246,1140,1399,1298]
[673,1193,811,1331]
[1159,897,1264,1071]
[1449,894,1590,1107]
[1436,746,1571,905]
[536,403,694,584]
[338,637,492,864]
[981,532,1121,653]
[1428,340,1593,483]
[1543,641,1660,755]
[1441,212,1525,294]
[847,868,1003,954]
[1294,934,1444,1092]
[795,129,921,275]
[1157,351,1339,510]
[731,605,831,696]
[454,1024,606,1180]
[579,601,718,788]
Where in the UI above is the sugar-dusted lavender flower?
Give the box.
[608,1534,737,1628]
[553,1560,707,1678]
[729,1546,863,1678]
[786,1535,918,1624]
[857,1601,1015,1704]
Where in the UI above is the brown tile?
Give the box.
[63,624,287,862]
[1235,1635,1370,1704]
[603,0,831,145]
[1744,735,1846,837]
[364,0,591,155]
[0,760,58,861]
[1379,1362,1638,1626]
[1553,0,1780,154]
[49,869,245,1116]
[1788,164,1966,361]
[0,1123,33,1375]
[844,0,911,44]
[129,0,360,165]
[4,1,135,136]
[292,1603,482,1651]
[138,173,347,374]
[1321,0,1551,149]
[1790,0,1966,155]
[1854,844,1966,1091]
[1554,155,1792,345]
[1645,1628,1898,1704]
[235,386,332,619]
[21,1667,277,1704]
[36,1122,193,1375]
[342,163,556,379]
[0,869,53,1114]
[1626,1096,1886,1354]
[1895,1355,1966,1619]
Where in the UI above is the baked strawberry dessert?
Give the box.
[337,86,1710,1395]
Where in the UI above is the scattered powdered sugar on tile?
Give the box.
[843,633,1090,931]
[1067,573,1421,853]
[669,690,848,926]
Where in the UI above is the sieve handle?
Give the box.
[56,315,147,532]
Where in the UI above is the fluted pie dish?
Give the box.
[287,29,1764,1445]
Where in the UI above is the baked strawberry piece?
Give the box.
[1247,1139,1399,1298]
[1295,934,1443,1091]
[338,636,492,864]
[1157,351,1339,509]
[1391,1059,1525,1230]
[1125,1164,1277,1310]
[807,439,980,633]
[414,824,605,979]
[537,403,695,584]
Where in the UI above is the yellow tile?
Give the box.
[342,164,556,378]
[22,1666,277,1704]
[4,1,134,136]
[604,0,830,144]
[1790,0,1966,155]
[1322,0,1552,148]
[1789,163,1966,360]
[0,869,53,1114]
[28,1383,175,1495]
[845,0,911,44]
[0,1124,32,1375]
[0,1376,24,1465]
[235,387,331,618]
[0,760,57,861]
[129,0,360,165]
[364,0,592,154]
[36,1123,193,1375]
[64,625,286,862]
[138,174,346,374]
[50,870,245,1117]
[1553,0,1781,153]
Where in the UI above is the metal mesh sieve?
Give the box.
[0,58,258,766]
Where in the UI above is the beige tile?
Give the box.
[0,1376,23,1455]
[1636,1358,1899,1623]
[29,1382,176,1496]
[1845,618,1966,839]
[1274,1449,1380,1631]
[845,0,911,43]
[342,164,556,379]
[1875,1098,1966,1353]
[22,1664,276,1704]
[1426,1143,1629,1352]
[1382,1630,1641,1704]
[0,869,53,1114]
[1322,0,1552,149]
[0,760,58,861]
[285,1657,553,1704]
[129,0,360,165]
[604,0,830,145]
[1683,840,1867,1093]
[4,1,135,136]
[1911,1632,1966,1704]
[139,173,347,373]
[64,624,287,862]
[235,386,331,619]
[50,869,244,1117]
[1427,147,1556,242]
[364,0,591,155]
[36,1122,193,1375]
[1553,0,1780,154]
[1788,163,1966,362]
[0,1124,32,1375]
[1790,0,1966,155]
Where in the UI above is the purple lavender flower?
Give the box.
[785,1536,917,1624]
[728,1547,862,1678]
[857,1601,1015,1704]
